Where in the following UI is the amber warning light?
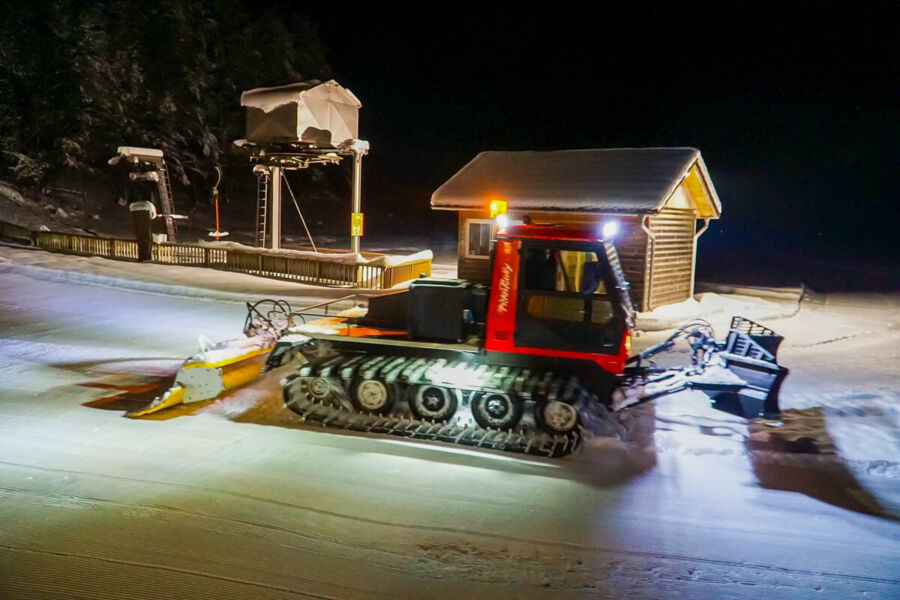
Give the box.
[490,198,509,233]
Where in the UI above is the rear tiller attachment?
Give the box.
[616,317,788,420]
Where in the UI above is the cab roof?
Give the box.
[499,224,604,243]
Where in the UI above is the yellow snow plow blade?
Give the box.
[128,385,187,417]
[127,344,272,418]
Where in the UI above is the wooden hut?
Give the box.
[430,147,721,311]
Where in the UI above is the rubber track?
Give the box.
[283,354,586,458]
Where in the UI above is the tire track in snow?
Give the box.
[0,544,341,599]
[1,460,897,587]
[0,484,433,566]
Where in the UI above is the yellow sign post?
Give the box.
[351,212,364,237]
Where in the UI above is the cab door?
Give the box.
[513,243,626,355]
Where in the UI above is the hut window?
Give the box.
[464,220,493,259]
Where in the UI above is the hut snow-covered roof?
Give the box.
[431,147,721,218]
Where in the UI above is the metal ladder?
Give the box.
[255,169,269,247]
[156,161,177,242]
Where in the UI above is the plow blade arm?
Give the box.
[616,316,788,420]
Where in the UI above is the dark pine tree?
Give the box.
[0,0,330,205]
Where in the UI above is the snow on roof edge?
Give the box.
[240,79,360,113]
[656,149,703,213]
[430,152,483,208]
[693,154,723,216]
[431,147,705,214]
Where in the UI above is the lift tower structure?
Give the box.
[236,80,369,253]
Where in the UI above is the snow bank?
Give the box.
[636,290,802,331]
[0,246,357,304]
[697,282,806,302]
[0,181,27,206]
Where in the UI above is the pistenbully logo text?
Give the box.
[496,263,514,314]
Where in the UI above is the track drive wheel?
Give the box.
[409,385,457,422]
[536,400,579,434]
[471,392,522,430]
[304,376,344,406]
[350,377,395,414]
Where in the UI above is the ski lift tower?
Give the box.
[236,80,369,252]
[110,146,179,242]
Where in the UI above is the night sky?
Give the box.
[301,4,899,288]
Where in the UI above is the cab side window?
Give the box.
[521,248,613,324]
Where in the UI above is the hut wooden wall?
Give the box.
[606,217,649,311]
[645,206,695,309]
[512,213,650,311]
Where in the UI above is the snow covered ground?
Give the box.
[0,245,898,599]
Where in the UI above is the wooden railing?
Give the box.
[34,231,140,261]
[0,221,34,246]
[381,258,433,288]
[0,221,430,289]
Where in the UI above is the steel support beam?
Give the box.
[350,150,364,254]
[270,166,282,251]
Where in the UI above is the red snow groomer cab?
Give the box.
[259,220,787,458]
[484,224,634,379]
